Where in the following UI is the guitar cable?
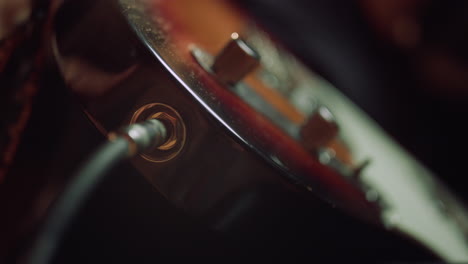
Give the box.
[28,119,169,264]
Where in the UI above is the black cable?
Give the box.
[28,119,168,264]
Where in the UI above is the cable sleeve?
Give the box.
[29,137,129,264]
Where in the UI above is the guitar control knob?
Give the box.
[212,32,260,85]
[300,106,339,152]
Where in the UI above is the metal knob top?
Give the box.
[300,106,339,152]
[212,32,260,85]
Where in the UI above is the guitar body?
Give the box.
[1,0,467,262]
[54,0,380,219]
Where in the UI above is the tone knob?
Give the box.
[212,32,260,85]
[300,106,339,152]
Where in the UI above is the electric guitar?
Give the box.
[2,0,468,262]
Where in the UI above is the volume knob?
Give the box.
[300,106,339,152]
[212,32,260,85]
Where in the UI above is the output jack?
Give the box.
[130,103,186,162]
